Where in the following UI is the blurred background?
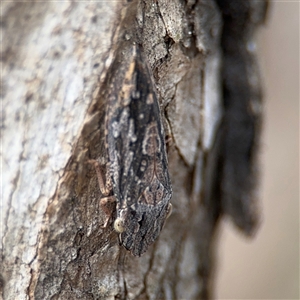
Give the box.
[217,2,299,299]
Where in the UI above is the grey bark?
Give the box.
[1,1,268,299]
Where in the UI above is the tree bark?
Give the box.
[2,1,268,299]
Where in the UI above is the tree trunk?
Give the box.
[2,1,268,299]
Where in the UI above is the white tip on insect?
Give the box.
[114,218,125,233]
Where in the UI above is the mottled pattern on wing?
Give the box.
[105,45,172,256]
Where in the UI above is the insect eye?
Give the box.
[114,218,125,233]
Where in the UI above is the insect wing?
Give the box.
[106,46,172,256]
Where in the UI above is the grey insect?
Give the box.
[91,44,172,256]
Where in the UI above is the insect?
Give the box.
[91,43,172,256]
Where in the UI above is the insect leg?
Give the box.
[88,159,111,196]
[88,159,116,228]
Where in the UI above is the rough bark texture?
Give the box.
[2,1,268,299]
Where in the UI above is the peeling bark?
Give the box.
[2,1,268,299]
